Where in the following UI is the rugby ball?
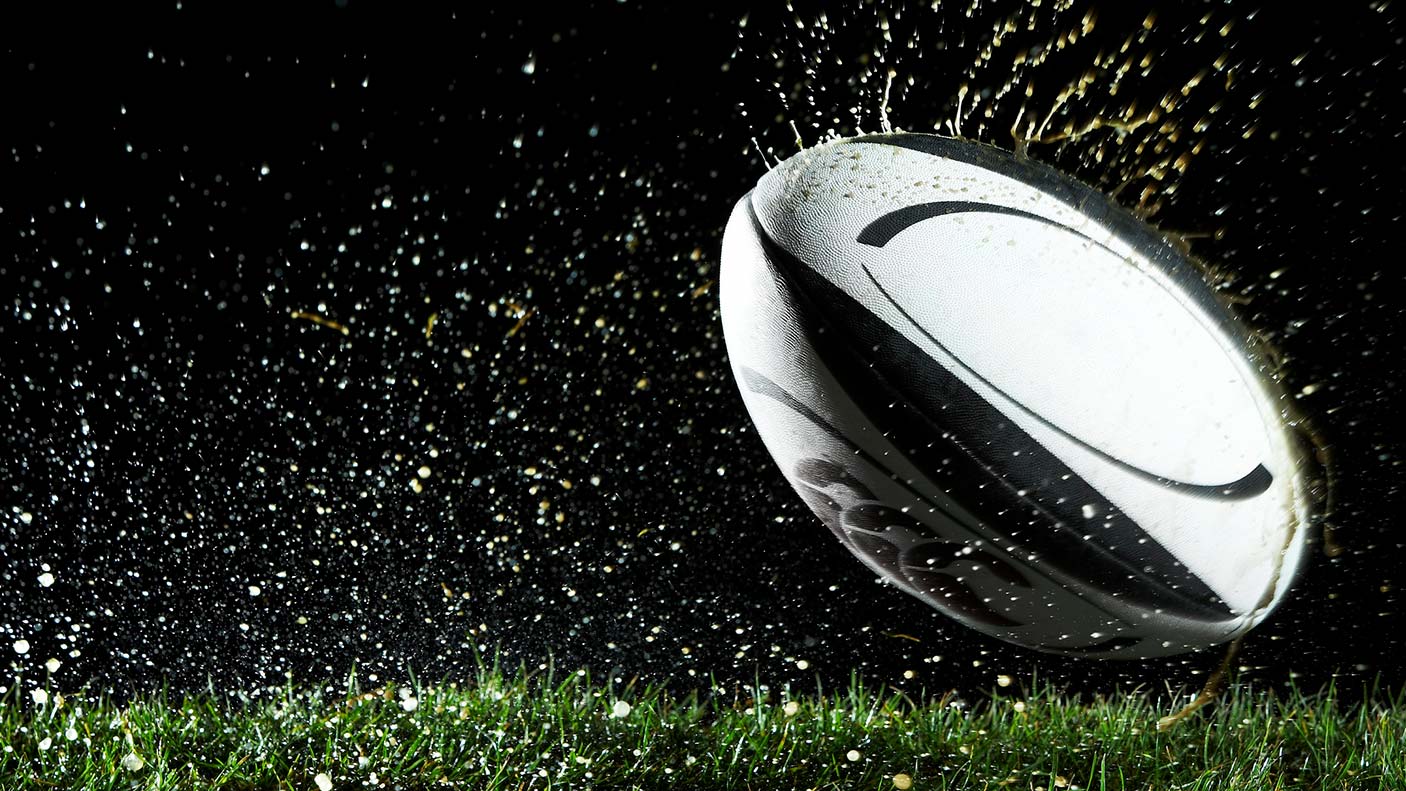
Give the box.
[719,133,1314,658]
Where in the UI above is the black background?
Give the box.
[2,2,1403,701]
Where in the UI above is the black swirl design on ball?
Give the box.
[795,459,1030,628]
[791,457,878,548]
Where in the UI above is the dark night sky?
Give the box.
[2,2,1403,702]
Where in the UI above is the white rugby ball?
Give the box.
[720,133,1314,658]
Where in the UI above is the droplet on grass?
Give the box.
[611,700,632,718]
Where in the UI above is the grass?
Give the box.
[2,662,1403,790]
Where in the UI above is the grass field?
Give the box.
[2,663,1402,790]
